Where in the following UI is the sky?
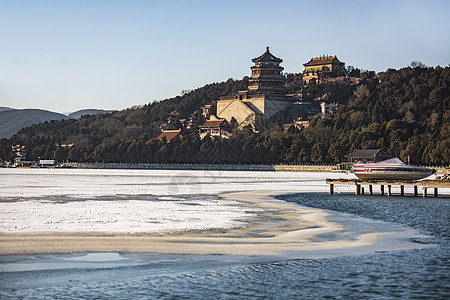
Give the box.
[1,0,449,114]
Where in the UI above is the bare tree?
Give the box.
[410,61,426,68]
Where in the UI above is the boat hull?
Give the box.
[352,164,435,181]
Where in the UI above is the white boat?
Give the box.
[352,158,436,181]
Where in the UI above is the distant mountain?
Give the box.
[0,109,68,138]
[68,109,116,119]
[0,108,117,138]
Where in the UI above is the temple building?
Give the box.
[198,116,232,139]
[156,129,184,143]
[248,47,286,94]
[11,144,27,161]
[216,47,295,129]
[303,55,346,84]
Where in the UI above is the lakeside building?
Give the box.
[303,55,346,84]
[345,149,393,163]
[39,159,56,166]
[216,47,296,129]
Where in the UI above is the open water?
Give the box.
[1,192,448,299]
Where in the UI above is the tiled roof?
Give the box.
[345,149,389,159]
[198,119,227,128]
[156,129,183,143]
[252,47,282,63]
[304,56,343,66]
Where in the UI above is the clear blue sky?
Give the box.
[1,0,449,113]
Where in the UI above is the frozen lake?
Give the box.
[0,168,448,299]
[0,168,350,234]
[1,168,448,299]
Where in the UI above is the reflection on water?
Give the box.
[1,193,449,299]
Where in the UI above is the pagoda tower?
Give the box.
[216,47,294,130]
[248,47,286,94]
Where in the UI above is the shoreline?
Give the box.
[0,190,432,259]
[4,162,448,175]
[2,162,341,173]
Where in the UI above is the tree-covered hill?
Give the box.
[0,78,249,161]
[67,109,117,119]
[0,66,448,165]
[297,66,449,164]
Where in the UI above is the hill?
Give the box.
[1,67,448,165]
[0,108,118,139]
[290,66,449,165]
[0,109,68,139]
[68,109,117,119]
[0,107,14,112]
[1,78,248,161]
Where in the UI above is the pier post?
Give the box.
[356,184,361,195]
[325,178,448,198]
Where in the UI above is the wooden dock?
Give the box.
[326,178,450,197]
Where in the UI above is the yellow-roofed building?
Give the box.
[303,55,346,84]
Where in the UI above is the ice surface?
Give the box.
[61,253,128,262]
[0,168,351,234]
[0,168,349,198]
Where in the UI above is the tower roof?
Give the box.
[252,47,282,63]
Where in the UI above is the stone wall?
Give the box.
[217,99,255,125]
[217,97,293,128]
[263,99,294,118]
